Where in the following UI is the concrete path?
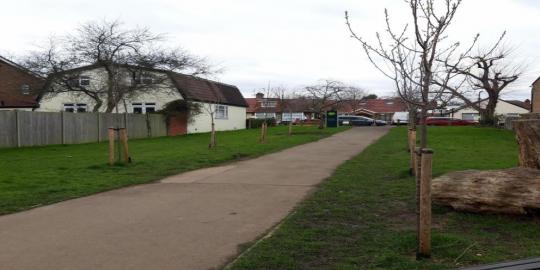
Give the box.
[0,127,389,270]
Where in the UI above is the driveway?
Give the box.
[0,126,390,270]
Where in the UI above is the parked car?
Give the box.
[392,112,409,125]
[338,115,373,126]
[338,115,387,126]
[424,117,476,126]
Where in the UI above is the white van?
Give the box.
[392,112,409,125]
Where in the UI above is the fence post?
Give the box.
[97,113,101,142]
[417,148,433,259]
[61,111,66,144]
[15,110,21,148]
[108,128,115,165]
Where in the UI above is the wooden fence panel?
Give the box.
[148,114,167,137]
[63,112,100,144]
[0,111,168,148]
[127,114,150,139]
[18,111,62,147]
[0,111,17,147]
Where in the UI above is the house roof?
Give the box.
[504,99,531,110]
[167,72,247,107]
[340,98,407,114]
[43,63,248,108]
[245,98,316,114]
[452,98,531,112]
[0,56,44,108]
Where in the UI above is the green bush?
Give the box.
[246,118,276,129]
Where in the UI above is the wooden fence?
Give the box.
[0,111,167,148]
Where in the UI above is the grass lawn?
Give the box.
[229,126,540,270]
[0,125,348,215]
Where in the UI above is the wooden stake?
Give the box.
[417,148,433,259]
[108,128,115,165]
[409,129,417,175]
[119,128,130,163]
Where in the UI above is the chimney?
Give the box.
[255,92,264,99]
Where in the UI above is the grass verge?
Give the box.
[0,125,348,215]
[229,126,540,270]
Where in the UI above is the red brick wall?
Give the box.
[0,59,44,107]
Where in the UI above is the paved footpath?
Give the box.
[0,127,389,270]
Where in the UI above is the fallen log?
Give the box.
[432,167,540,215]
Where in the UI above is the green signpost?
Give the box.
[326,110,338,128]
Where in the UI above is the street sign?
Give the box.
[326,110,338,128]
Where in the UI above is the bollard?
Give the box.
[417,148,433,259]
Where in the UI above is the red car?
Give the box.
[424,117,476,126]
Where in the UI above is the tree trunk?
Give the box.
[288,121,293,136]
[432,167,540,215]
[260,122,267,143]
[419,107,427,149]
[318,112,325,129]
[480,98,498,126]
[209,121,216,148]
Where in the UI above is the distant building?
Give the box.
[448,99,530,121]
[0,56,44,110]
[532,77,540,112]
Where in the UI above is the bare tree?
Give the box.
[304,80,346,129]
[437,33,521,125]
[23,20,213,112]
[201,98,222,149]
[341,86,366,115]
[346,0,465,148]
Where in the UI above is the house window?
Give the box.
[133,74,154,85]
[64,103,87,113]
[70,76,90,87]
[282,112,306,121]
[132,102,156,114]
[255,113,276,119]
[261,100,277,108]
[462,113,480,121]
[20,84,31,95]
[216,105,228,119]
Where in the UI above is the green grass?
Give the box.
[0,125,348,215]
[230,126,540,270]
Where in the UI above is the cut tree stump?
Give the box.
[514,117,540,169]
[432,167,540,215]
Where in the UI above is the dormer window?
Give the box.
[133,74,154,85]
[20,84,31,95]
[70,76,90,87]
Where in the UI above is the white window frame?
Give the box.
[133,74,154,85]
[63,103,87,113]
[260,100,277,108]
[215,104,228,119]
[132,102,156,114]
[20,84,31,95]
[255,112,276,119]
[78,76,90,86]
[282,112,306,122]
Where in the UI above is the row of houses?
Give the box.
[0,55,535,134]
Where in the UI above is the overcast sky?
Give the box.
[1,0,539,100]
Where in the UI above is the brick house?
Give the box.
[338,97,408,122]
[245,93,317,122]
[531,77,540,112]
[0,56,45,110]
